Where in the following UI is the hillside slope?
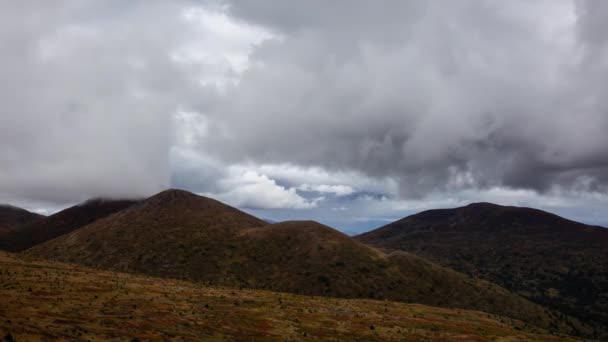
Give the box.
[1,252,576,341]
[28,189,269,280]
[356,202,608,338]
[0,199,138,252]
[0,205,43,234]
[26,190,587,335]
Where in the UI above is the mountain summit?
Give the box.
[26,189,270,279]
[356,202,608,334]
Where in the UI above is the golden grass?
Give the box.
[0,253,577,341]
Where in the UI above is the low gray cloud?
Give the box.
[0,1,200,204]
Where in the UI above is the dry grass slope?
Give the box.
[0,252,578,341]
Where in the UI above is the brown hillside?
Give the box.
[0,252,576,341]
[0,205,43,234]
[26,190,587,335]
[356,202,608,338]
[27,189,270,279]
[0,199,138,252]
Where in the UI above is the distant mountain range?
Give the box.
[23,189,572,334]
[356,202,608,336]
[1,191,606,338]
[0,199,138,252]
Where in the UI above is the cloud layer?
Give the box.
[197,0,608,198]
[0,1,188,203]
[2,1,608,231]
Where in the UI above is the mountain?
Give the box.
[26,190,587,335]
[356,202,608,337]
[0,198,138,252]
[27,189,271,280]
[0,205,43,234]
[1,252,574,341]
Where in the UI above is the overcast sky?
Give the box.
[1,1,608,233]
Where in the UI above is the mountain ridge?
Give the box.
[0,198,139,252]
[355,202,608,338]
[0,205,44,234]
[25,190,589,336]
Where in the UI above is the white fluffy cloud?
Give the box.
[204,170,318,209]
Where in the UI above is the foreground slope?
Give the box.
[0,252,576,341]
[0,198,138,252]
[27,190,585,335]
[0,205,43,234]
[356,202,608,337]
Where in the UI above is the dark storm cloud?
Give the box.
[180,0,608,197]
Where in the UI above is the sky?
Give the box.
[1,0,608,234]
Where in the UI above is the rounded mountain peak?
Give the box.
[242,220,352,243]
[155,188,198,198]
[143,189,213,207]
[465,202,503,209]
